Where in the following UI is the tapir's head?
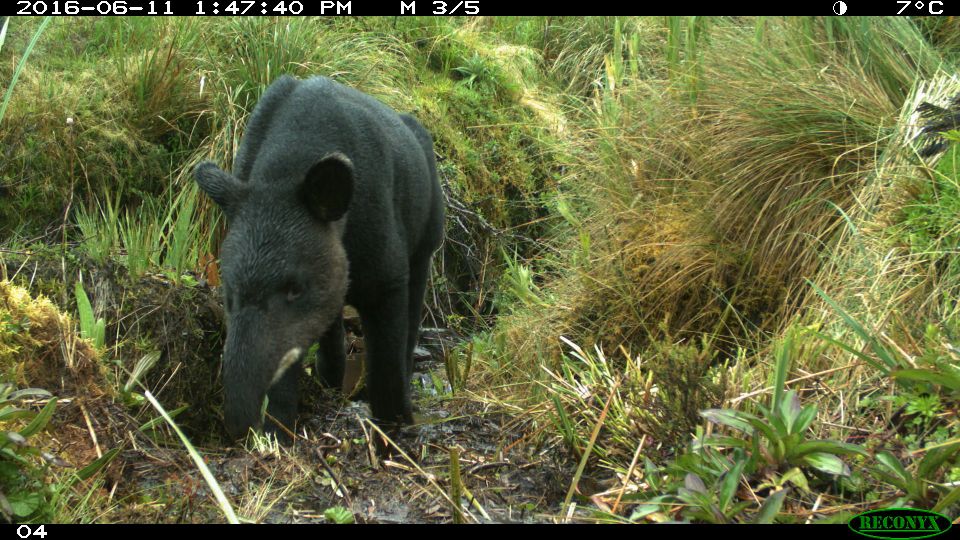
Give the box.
[193,154,353,439]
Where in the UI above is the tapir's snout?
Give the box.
[220,307,272,440]
[220,303,310,440]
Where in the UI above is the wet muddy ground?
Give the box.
[103,352,575,524]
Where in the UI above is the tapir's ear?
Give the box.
[194,161,245,218]
[300,152,353,222]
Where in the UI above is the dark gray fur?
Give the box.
[194,75,444,439]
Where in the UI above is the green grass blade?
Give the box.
[137,405,188,432]
[772,328,794,411]
[0,17,9,52]
[75,448,120,482]
[891,369,960,392]
[0,17,52,125]
[808,280,899,373]
[144,390,239,524]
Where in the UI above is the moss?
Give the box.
[0,280,104,394]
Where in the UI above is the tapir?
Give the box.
[193,75,444,440]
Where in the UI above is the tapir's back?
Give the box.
[233,76,410,188]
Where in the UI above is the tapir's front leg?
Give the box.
[318,313,346,389]
[358,284,414,426]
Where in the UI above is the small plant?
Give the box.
[0,384,63,522]
[454,53,497,90]
[445,340,473,394]
[119,207,159,279]
[74,280,105,351]
[611,445,790,524]
[497,249,547,310]
[675,463,787,524]
[75,196,122,266]
[870,443,960,509]
[323,505,354,524]
[700,330,868,477]
[161,183,205,282]
[122,351,161,407]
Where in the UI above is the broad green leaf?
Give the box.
[644,458,662,491]
[75,281,95,342]
[18,398,56,438]
[94,319,106,349]
[779,391,801,433]
[684,473,708,494]
[792,440,868,458]
[780,467,810,493]
[772,331,792,410]
[767,409,789,439]
[700,435,749,449]
[801,452,850,476]
[743,416,779,445]
[0,406,34,423]
[4,431,26,446]
[0,490,12,520]
[876,451,911,483]
[8,491,42,518]
[700,409,757,434]
[794,404,818,434]
[870,466,911,492]
[754,489,787,523]
[719,461,745,511]
[918,441,960,478]
[629,504,668,522]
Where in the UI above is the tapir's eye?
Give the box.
[285,282,303,302]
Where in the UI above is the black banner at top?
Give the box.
[4,0,957,19]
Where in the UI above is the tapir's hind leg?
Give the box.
[405,256,431,381]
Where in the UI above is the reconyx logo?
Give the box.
[849,508,952,539]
